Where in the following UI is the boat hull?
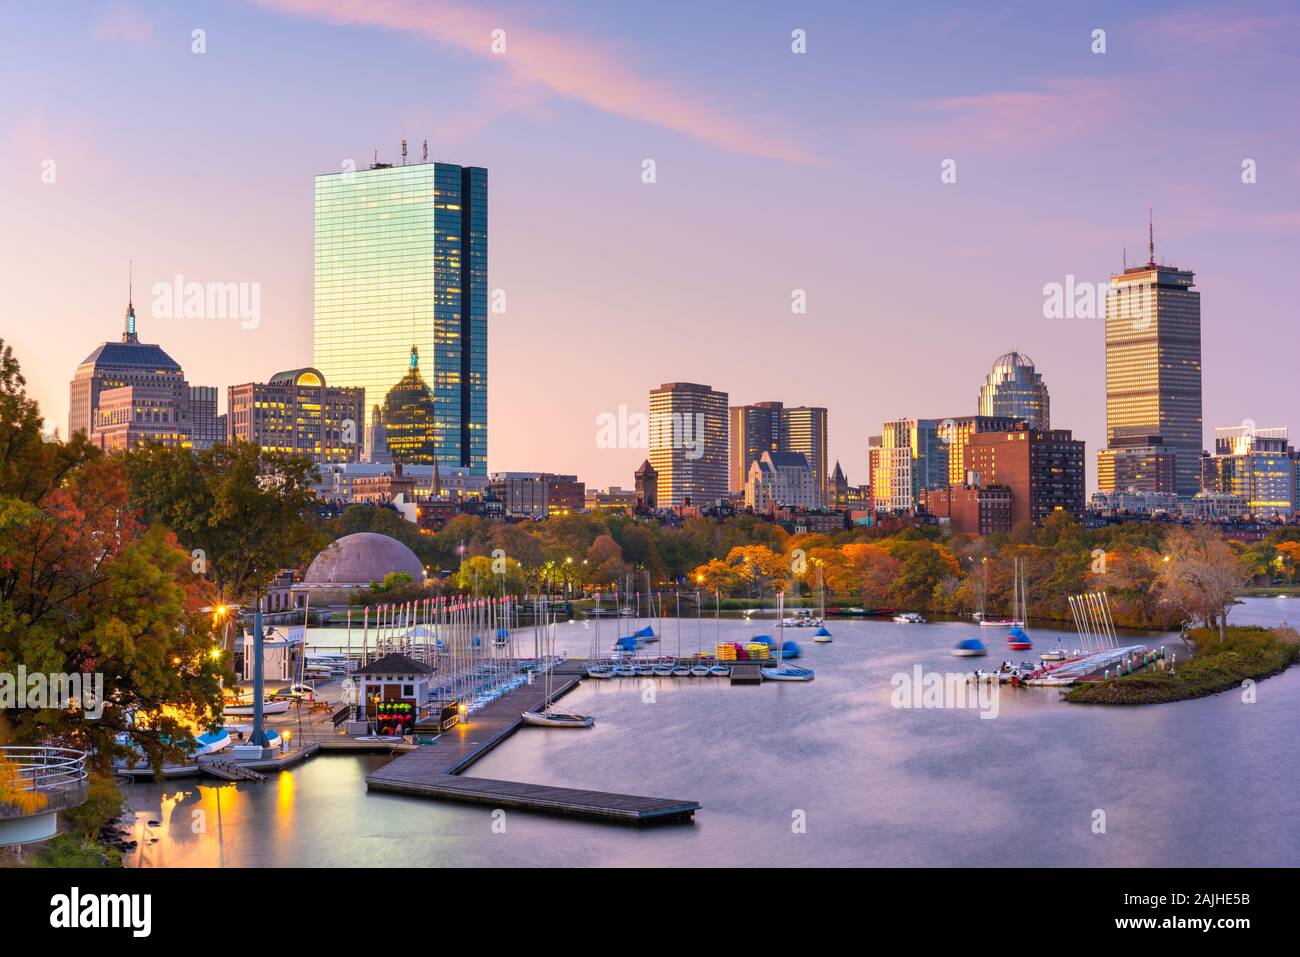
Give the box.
[521,711,594,729]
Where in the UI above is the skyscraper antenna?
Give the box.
[1123,247,1127,270]
[1147,205,1155,267]
[422,139,428,163]
[401,138,407,165]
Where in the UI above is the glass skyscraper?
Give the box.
[314,159,487,474]
[1100,229,1201,497]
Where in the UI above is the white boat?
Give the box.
[893,612,926,624]
[222,698,291,717]
[761,593,815,681]
[671,663,691,677]
[708,665,730,677]
[586,665,614,679]
[521,709,594,728]
[690,663,710,677]
[980,617,1024,628]
[652,662,674,677]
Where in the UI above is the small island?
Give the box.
[1065,625,1300,705]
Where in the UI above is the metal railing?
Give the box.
[0,746,88,793]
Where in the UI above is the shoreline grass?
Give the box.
[1065,625,1300,706]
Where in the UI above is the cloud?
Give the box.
[253,0,814,163]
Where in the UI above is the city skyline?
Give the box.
[6,2,1300,492]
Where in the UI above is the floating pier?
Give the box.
[365,670,700,825]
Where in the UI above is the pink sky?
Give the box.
[3,1,1298,492]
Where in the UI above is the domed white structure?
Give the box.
[303,532,426,587]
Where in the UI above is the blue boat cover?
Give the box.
[956,638,986,650]
[813,626,832,637]
[634,626,656,638]
[615,635,639,651]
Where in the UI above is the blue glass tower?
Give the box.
[314,158,487,474]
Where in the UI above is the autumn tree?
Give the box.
[1158,524,1249,641]
[0,339,224,770]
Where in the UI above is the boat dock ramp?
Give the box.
[365,670,700,825]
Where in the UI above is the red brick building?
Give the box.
[922,484,1013,535]
[964,423,1085,527]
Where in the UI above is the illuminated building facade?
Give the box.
[965,423,1086,527]
[977,352,1050,429]
[649,382,728,507]
[874,419,949,513]
[729,402,782,493]
[937,415,1021,487]
[314,157,487,475]
[227,368,364,464]
[1100,229,1202,496]
[1200,426,1295,518]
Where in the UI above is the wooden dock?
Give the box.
[366,671,700,825]
[729,663,763,685]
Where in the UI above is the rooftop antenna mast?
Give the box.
[1147,205,1155,267]
[422,139,428,163]
[401,138,408,165]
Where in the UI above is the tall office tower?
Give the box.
[977,352,1050,429]
[937,415,1022,487]
[1201,425,1295,518]
[779,406,829,506]
[314,155,488,475]
[874,419,949,513]
[188,385,224,450]
[649,382,729,507]
[70,298,189,440]
[966,423,1086,527]
[1100,218,1202,496]
[729,401,782,493]
[227,368,364,465]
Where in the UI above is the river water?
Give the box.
[122,597,1300,867]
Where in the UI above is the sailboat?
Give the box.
[1006,558,1033,651]
[761,593,815,681]
[812,565,832,642]
[586,593,613,678]
[523,596,593,728]
[654,594,678,676]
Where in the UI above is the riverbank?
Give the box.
[1065,625,1300,705]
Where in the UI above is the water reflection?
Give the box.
[126,599,1300,867]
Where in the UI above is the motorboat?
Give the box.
[893,612,926,624]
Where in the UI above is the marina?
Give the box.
[115,598,1300,868]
